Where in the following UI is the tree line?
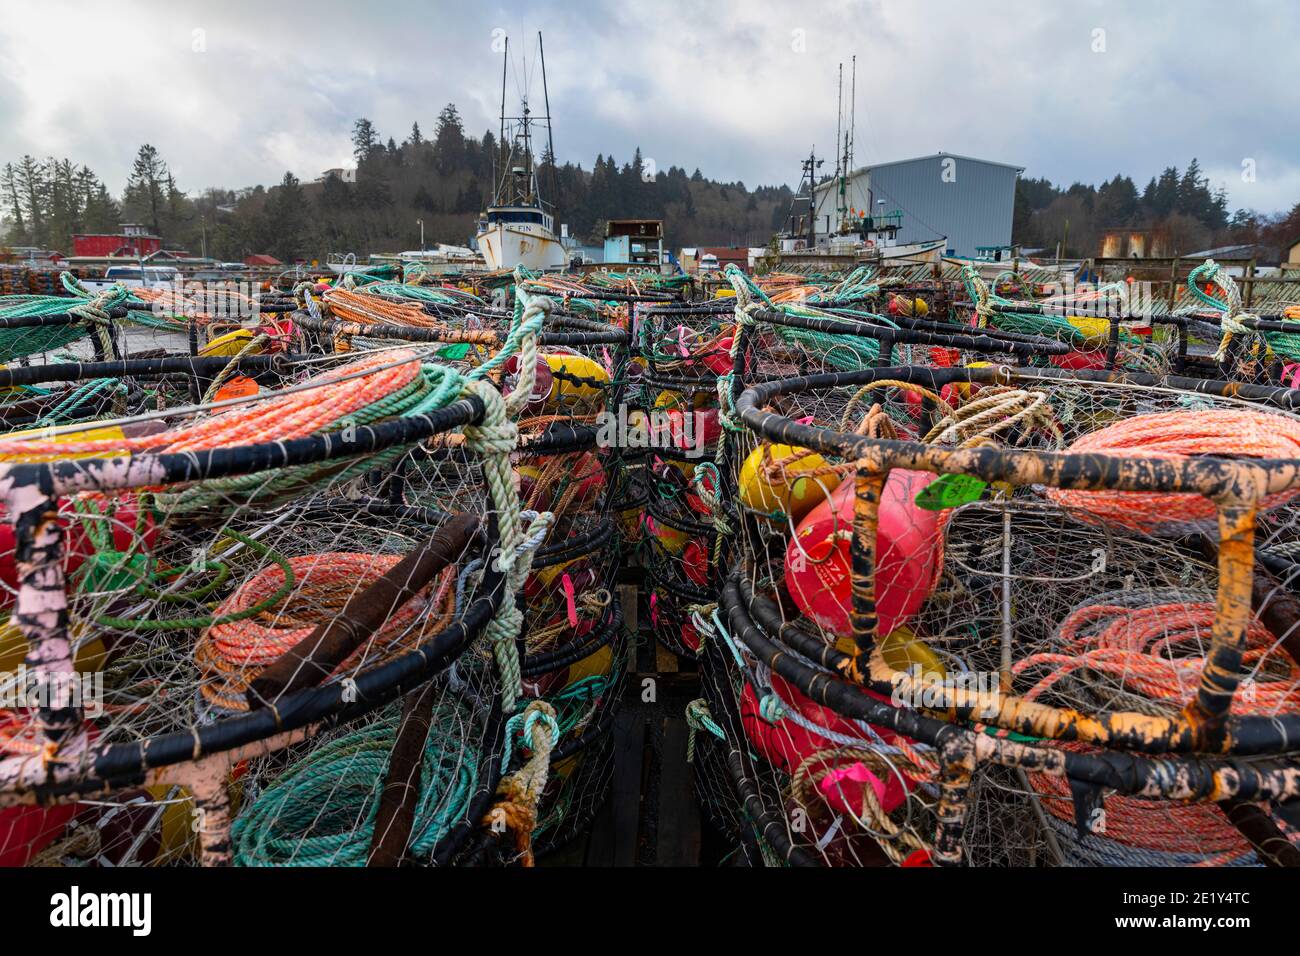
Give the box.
[5,107,1298,265]
[1013,159,1300,260]
[1,103,793,263]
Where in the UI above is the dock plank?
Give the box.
[656,717,701,867]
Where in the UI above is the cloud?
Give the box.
[0,0,1294,214]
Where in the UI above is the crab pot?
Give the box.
[716,359,1300,866]
[527,621,630,860]
[0,346,513,868]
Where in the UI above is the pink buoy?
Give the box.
[501,354,554,411]
[701,336,733,375]
[740,675,917,814]
[817,761,908,817]
[783,470,942,639]
[1050,349,1107,371]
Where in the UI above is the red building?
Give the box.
[71,224,161,258]
[243,254,283,267]
[700,246,750,272]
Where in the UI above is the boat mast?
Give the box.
[835,63,845,229]
[495,36,508,205]
[848,55,856,174]
[790,148,822,248]
[847,55,857,227]
[539,31,557,213]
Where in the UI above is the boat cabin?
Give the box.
[481,206,555,233]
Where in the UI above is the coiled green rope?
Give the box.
[231,703,479,866]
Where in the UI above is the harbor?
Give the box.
[0,1,1297,929]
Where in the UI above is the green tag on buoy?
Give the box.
[436,343,472,360]
[915,474,987,511]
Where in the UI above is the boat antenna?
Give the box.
[848,54,857,172]
[848,54,857,223]
[538,31,558,211]
[835,63,844,226]
[496,35,508,202]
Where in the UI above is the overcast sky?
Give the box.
[2,0,1295,214]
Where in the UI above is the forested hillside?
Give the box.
[2,104,793,262]
[1013,160,1300,260]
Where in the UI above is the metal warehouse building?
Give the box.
[813,152,1024,259]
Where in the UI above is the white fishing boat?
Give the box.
[476,205,565,272]
[858,236,948,263]
[474,32,567,272]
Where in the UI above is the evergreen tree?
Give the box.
[1,162,25,240]
[123,144,170,234]
[432,104,465,175]
[266,172,306,262]
[352,118,379,165]
[14,155,45,242]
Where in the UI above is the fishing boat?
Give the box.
[474,33,566,272]
[397,245,483,274]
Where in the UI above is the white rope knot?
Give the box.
[962,265,995,323]
[486,699,559,865]
[461,373,554,711]
[500,700,562,773]
[1190,259,1261,363]
[67,287,121,326]
[292,282,325,323]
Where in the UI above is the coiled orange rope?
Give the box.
[1028,741,1255,865]
[196,552,455,712]
[130,286,262,325]
[1046,409,1300,531]
[323,288,444,330]
[1015,594,1293,864]
[1015,599,1300,714]
[0,350,423,459]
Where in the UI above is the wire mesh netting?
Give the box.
[3,256,1300,869]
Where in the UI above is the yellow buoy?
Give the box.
[737,444,828,523]
[833,625,946,678]
[199,328,260,358]
[0,422,130,463]
[1065,315,1111,346]
[0,618,105,673]
[144,785,198,864]
[543,353,609,407]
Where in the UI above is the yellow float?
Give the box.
[737,443,829,523]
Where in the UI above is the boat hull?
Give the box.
[476,222,566,271]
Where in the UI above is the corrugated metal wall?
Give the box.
[863,154,1019,258]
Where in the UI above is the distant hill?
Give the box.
[2,104,794,263]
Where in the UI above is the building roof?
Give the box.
[867,152,1025,174]
[815,151,1025,194]
[1184,244,1257,260]
[71,230,162,240]
[244,254,283,266]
